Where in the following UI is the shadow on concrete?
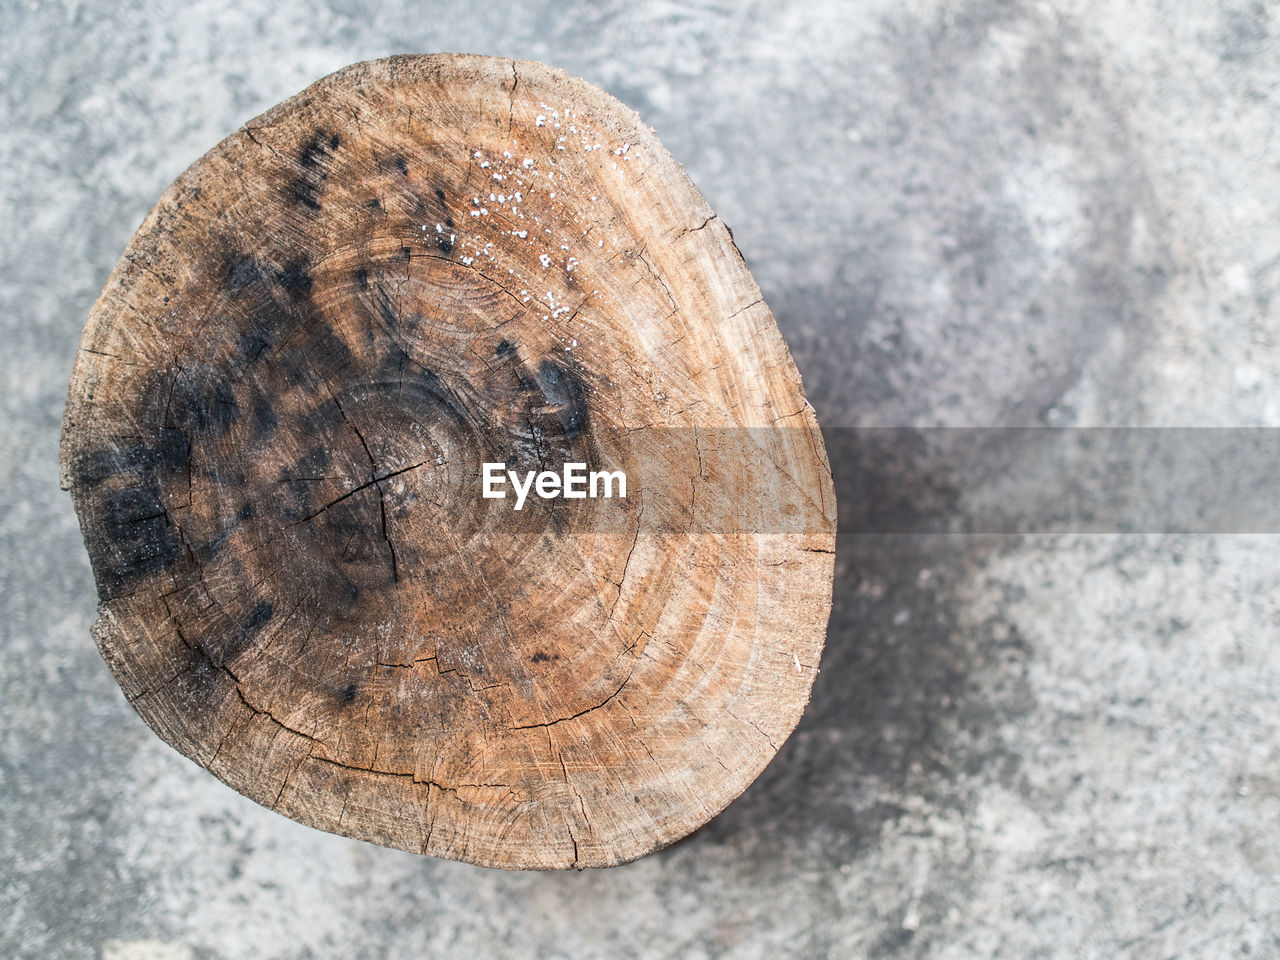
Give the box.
[670,431,1033,866]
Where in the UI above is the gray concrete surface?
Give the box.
[3,1,1279,957]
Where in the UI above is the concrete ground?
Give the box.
[2,1,1278,957]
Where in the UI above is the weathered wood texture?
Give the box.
[59,54,835,869]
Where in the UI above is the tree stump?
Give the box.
[60,55,836,869]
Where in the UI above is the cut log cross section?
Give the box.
[60,55,836,869]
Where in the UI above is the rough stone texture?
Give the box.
[2,1,1277,958]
